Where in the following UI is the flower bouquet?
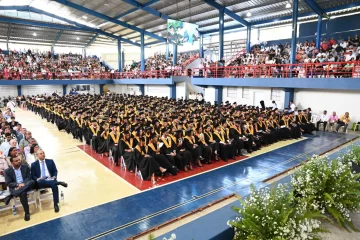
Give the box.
[228,184,326,240]
[291,155,360,231]
[341,145,360,174]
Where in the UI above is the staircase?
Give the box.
[181,53,200,69]
[225,48,247,66]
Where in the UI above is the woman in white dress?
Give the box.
[26,143,39,166]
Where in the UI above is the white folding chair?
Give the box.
[108,149,114,162]
[37,189,53,208]
[0,190,14,213]
[337,124,348,134]
[120,156,126,170]
[135,165,143,180]
[13,190,37,209]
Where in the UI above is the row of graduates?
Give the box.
[27,101,316,183]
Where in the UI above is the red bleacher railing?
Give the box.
[192,61,360,78]
[1,61,359,80]
[180,53,200,69]
[225,48,247,66]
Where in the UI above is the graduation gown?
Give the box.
[148,142,177,175]
[278,118,292,139]
[229,126,246,155]
[89,125,100,152]
[108,131,121,164]
[134,145,160,180]
[120,137,136,171]
[169,134,191,170]
[97,130,109,154]
[204,131,220,159]
[183,135,201,163]
[195,133,212,163]
[213,131,233,161]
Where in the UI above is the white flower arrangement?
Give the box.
[228,184,326,240]
[291,155,360,231]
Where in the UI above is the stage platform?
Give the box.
[1,132,357,240]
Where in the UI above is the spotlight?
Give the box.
[76,37,80,40]
[33,32,37,36]
[246,12,252,17]
[286,3,291,8]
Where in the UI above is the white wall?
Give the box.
[145,85,170,98]
[176,82,186,100]
[294,89,360,123]
[22,85,63,96]
[0,86,17,98]
[204,87,216,103]
[220,87,284,108]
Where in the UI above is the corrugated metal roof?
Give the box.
[0,0,358,45]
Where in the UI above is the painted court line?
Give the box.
[86,136,356,239]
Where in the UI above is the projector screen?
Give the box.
[167,19,199,46]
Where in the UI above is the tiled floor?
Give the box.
[0,108,358,240]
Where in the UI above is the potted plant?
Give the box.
[228,184,326,240]
[292,155,360,231]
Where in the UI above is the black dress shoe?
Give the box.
[24,213,30,221]
[232,157,236,160]
[54,204,60,213]
[57,182,68,188]
[4,195,12,205]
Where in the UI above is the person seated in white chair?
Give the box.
[336,112,350,133]
[26,143,39,166]
[328,112,339,131]
[30,150,68,213]
[316,110,329,131]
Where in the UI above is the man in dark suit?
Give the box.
[31,149,67,213]
[4,156,35,221]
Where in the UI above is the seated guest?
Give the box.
[19,131,33,154]
[15,125,26,144]
[26,143,39,166]
[4,139,18,157]
[336,112,351,132]
[30,150,68,213]
[24,138,37,156]
[316,110,329,131]
[0,150,9,190]
[329,111,339,131]
[1,133,13,152]
[3,156,35,221]
[8,146,25,165]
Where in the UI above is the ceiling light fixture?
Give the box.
[76,37,80,40]
[286,3,291,8]
[33,32,37,36]
[82,15,87,19]
[246,12,252,17]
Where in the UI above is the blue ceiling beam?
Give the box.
[113,0,160,19]
[201,2,360,35]
[302,0,324,16]
[121,0,168,20]
[0,16,140,47]
[0,5,140,46]
[203,0,249,27]
[53,29,64,47]
[86,33,99,47]
[54,0,166,42]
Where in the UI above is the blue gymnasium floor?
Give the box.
[1,132,358,240]
[157,140,360,240]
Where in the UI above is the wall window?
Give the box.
[271,88,283,102]
[242,87,249,99]
[227,87,237,98]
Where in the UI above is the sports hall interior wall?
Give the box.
[265,14,360,46]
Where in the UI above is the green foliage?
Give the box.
[228,184,326,240]
[342,145,360,165]
[291,155,360,231]
[148,233,156,240]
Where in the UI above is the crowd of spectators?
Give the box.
[120,52,199,78]
[0,49,109,80]
[194,34,360,78]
